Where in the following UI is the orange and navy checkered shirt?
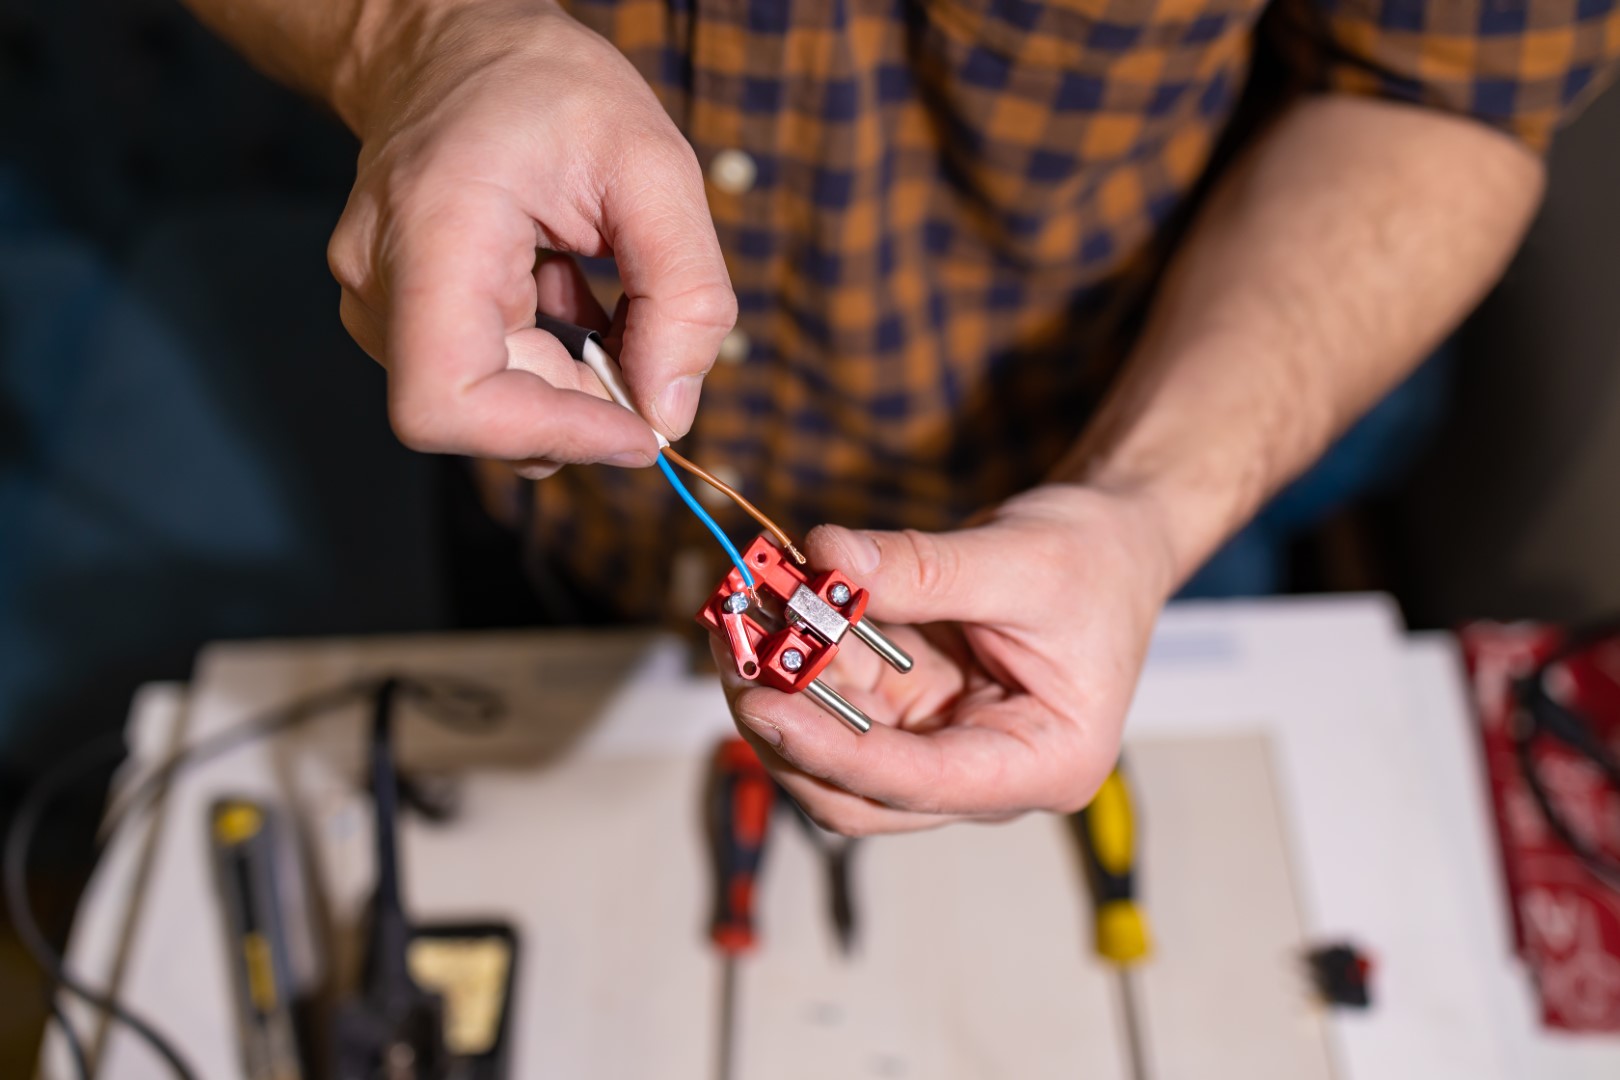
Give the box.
[516,0,1620,620]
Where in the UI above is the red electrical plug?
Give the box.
[697,537,913,732]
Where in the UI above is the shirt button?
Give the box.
[697,464,744,511]
[716,328,751,365]
[708,149,757,195]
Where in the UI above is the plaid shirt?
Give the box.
[511,0,1619,620]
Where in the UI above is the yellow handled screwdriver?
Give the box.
[1071,766,1152,1080]
[210,799,305,1080]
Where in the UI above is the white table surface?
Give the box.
[42,595,1620,1079]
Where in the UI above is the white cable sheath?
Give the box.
[580,336,670,449]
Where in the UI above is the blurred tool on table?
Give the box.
[1306,943,1376,1009]
[707,738,776,1080]
[326,677,518,1080]
[1073,766,1153,1080]
[209,798,307,1080]
[781,793,859,958]
[330,678,451,1080]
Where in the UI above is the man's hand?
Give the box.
[325,0,735,477]
[714,486,1177,835]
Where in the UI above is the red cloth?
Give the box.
[1461,621,1620,1031]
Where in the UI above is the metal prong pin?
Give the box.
[850,619,913,674]
[806,679,873,733]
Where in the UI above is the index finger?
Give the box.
[600,143,737,440]
[384,187,660,463]
[740,727,962,836]
[719,646,1100,818]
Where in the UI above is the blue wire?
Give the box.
[655,451,756,590]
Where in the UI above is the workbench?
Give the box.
[37,597,1620,1078]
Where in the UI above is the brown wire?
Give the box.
[660,448,807,565]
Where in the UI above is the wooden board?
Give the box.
[1130,736,1336,1080]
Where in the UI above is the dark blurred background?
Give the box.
[0,1,535,1065]
[1,0,1616,1072]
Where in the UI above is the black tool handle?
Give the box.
[533,312,600,360]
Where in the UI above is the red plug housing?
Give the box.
[697,537,869,693]
[696,536,913,732]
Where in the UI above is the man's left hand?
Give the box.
[713,485,1178,835]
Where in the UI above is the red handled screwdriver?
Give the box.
[708,738,776,1080]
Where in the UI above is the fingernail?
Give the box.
[739,712,783,748]
[838,528,881,575]
[654,375,703,438]
[607,450,653,467]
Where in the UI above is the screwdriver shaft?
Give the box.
[716,958,737,1080]
[1118,968,1149,1080]
[828,846,858,956]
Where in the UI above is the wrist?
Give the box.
[1051,332,1333,590]
[1000,482,1184,606]
[330,0,557,136]
[1050,431,1274,594]
[1093,476,1220,597]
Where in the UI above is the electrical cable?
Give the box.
[1511,618,1620,890]
[537,314,776,587]
[94,677,498,861]
[4,675,505,1080]
[48,996,91,1080]
[660,448,807,565]
[6,732,202,1080]
[656,451,756,590]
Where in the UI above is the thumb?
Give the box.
[804,524,1006,626]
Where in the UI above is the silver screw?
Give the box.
[828,583,852,607]
[723,591,750,614]
[780,648,805,673]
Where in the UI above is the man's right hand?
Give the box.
[327,0,735,477]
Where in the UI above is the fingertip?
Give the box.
[732,684,831,759]
[732,685,789,731]
[512,459,564,481]
[735,707,784,749]
[806,523,881,577]
[652,374,703,440]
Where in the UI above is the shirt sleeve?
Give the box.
[1266,0,1620,151]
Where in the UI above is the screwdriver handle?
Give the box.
[709,738,776,954]
[1074,766,1151,965]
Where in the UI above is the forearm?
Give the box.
[1059,95,1544,587]
[178,0,493,132]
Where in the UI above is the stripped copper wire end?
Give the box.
[661,447,808,566]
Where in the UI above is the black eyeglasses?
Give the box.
[1510,619,1620,891]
